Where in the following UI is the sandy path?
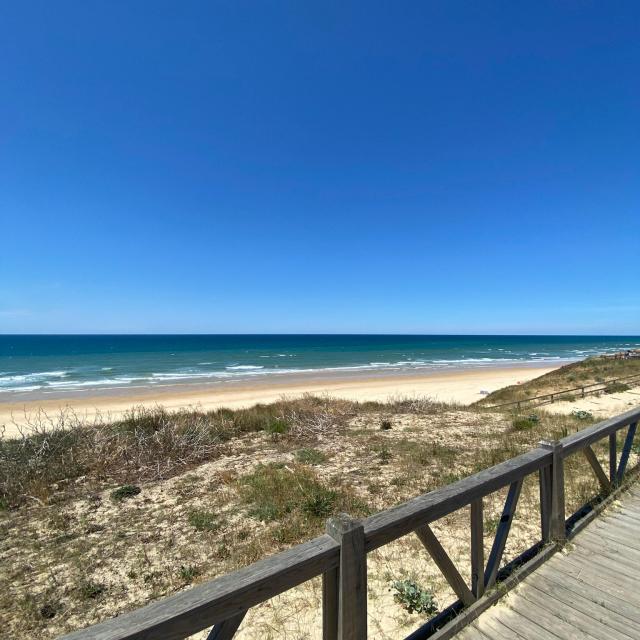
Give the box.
[0,365,557,437]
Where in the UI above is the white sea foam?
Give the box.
[225,365,264,370]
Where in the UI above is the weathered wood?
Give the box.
[560,407,640,456]
[470,498,484,598]
[537,564,640,624]
[582,445,612,493]
[425,543,557,640]
[484,479,523,589]
[486,607,558,640]
[616,422,637,482]
[539,440,565,542]
[326,514,367,640]
[512,587,612,640]
[363,447,550,552]
[527,572,640,635]
[207,611,246,640]
[609,433,617,485]
[538,465,552,542]
[322,567,339,640]
[414,524,475,607]
[59,534,339,640]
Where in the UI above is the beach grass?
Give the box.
[0,388,636,639]
[477,355,640,406]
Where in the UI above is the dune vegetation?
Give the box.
[0,379,637,639]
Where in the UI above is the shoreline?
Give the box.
[0,362,560,436]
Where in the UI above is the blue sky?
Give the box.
[1,2,639,334]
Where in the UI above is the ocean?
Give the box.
[0,335,638,397]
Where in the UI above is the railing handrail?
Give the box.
[485,370,640,410]
[58,404,640,640]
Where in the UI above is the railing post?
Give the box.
[539,463,552,543]
[326,514,367,640]
[539,441,565,544]
[470,498,484,598]
[322,565,339,640]
[609,433,617,486]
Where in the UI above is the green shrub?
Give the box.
[110,485,141,502]
[295,448,326,465]
[391,579,438,615]
[188,509,219,532]
[179,565,202,583]
[380,420,392,430]
[571,409,594,421]
[77,579,105,600]
[377,447,392,465]
[239,463,366,525]
[512,416,538,431]
[605,382,630,394]
[264,419,289,435]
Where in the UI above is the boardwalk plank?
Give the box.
[486,607,560,640]
[502,590,602,640]
[537,564,640,625]
[526,572,639,638]
[517,580,634,640]
[475,616,529,640]
[578,528,640,563]
[550,555,640,604]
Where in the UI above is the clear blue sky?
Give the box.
[1,2,638,334]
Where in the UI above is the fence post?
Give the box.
[470,498,484,598]
[538,462,552,543]
[539,441,565,543]
[326,514,367,640]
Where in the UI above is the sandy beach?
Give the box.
[0,363,558,437]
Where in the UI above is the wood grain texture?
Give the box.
[450,482,640,639]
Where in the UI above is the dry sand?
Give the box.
[0,364,557,437]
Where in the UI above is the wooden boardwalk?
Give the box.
[454,485,640,640]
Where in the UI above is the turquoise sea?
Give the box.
[0,335,638,397]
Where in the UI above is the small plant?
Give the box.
[380,420,392,430]
[264,418,289,435]
[77,579,105,600]
[571,409,594,421]
[391,579,438,615]
[179,564,201,583]
[605,382,630,394]
[188,509,219,532]
[295,448,326,465]
[512,415,538,431]
[302,490,338,518]
[377,446,392,465]
[110,484,141,502]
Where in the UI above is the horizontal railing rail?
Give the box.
[485,371,640,410]
[59,405,640,640]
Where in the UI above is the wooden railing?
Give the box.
[485,371,640,410]
[59,406,640,640]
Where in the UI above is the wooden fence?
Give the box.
[485,371,640,410]
[60,406,640,640]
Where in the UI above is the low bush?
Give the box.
[188,509,219,532]
[604,382,630,394]
[239,463,367,527]
[512,414,539,431]
[110,485,141,502]
[295,448,326,465]
[391,579,438,615]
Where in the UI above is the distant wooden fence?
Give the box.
[59,406,640,640]
[485,371,640,411]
